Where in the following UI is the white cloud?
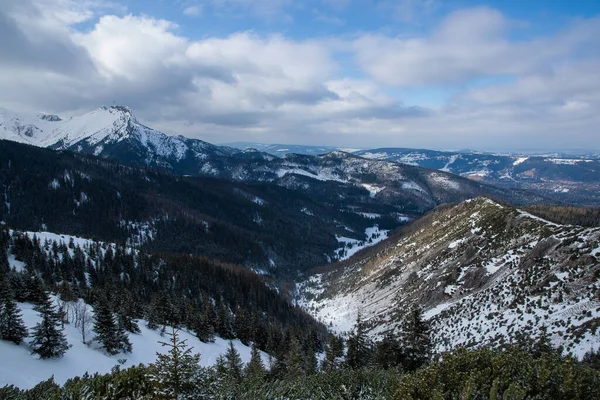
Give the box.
[353,7,600,87]
[0,0,598,151]
[183,5,202,16]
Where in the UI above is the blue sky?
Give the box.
[1,0,599,151]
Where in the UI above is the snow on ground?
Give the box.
[357,212,381,219]
[276,168,347,183]
[516,209,561,226]
[334,225,388,261]
[357,152,390,160]
[360,183,385,198]
[401,181,426,193]
[441,155,459,172]
[513,157,529,166]
[300,207,314,216]
[0,301,264,390]
[7,254,25,272]
[428,173,460,190]
[546,158,593,165]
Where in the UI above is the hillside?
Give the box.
[0,225,321,389]
[0,140,391,273]
[297,197,600,357]
[0,300,261,390]
[1,140,552,273]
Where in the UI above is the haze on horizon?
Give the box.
[1,0,599,152]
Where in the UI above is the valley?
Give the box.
[1,105,599,397]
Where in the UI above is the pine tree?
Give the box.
[0,245,9,274]
[287,336,304,376]
[322,335,344,372]
[374,332,403,369]
[245,342,265,380]
[346,313,372,369]
[149,326,201,399]
[24,272,46,305]
[0,278,28,344]
[224,341,244,382]
[93,296,131,355]
[29,291,69,358]
[401,304,431,371]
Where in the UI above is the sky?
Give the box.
[0,0,599,151]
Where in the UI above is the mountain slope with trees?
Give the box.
[297,197,600,357]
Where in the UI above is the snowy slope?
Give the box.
[0,300,263,390]
[39,106,146,150]
[0,107,63,146]
[297,197,600,358]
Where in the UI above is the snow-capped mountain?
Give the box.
[0,105,239,171]
[0,106,554,216]
[355,148,600,205]
[0,107,63,146]
[297,197,600,357]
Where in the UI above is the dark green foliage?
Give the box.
[0,277,28,344]
[394,347,600,400]
[245,342,266,380]
[224,341,244,382]
[524,204,600,227]
[29,291,69,359]
[0,225,328,367]
[400,305,431,371]
[321,335,344,372]
[374,332,404,370]
[345,313,373,369]
[582,348,600,370]
[93,295,132,355]
[4,343,600,399]
[148,327,203,399]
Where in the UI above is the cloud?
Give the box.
[0,1,598,151]
[353,8,600,87]
[183,5,202,17]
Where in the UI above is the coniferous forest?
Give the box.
[1,224,600,398]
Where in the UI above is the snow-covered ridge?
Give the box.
[297,197,600,358]
[0,105,235,164]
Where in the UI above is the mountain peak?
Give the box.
[101,104,132,113]
[39,114,62,122]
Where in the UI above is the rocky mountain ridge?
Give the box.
[297,197,600,357]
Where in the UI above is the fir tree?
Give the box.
[0,278,28,344]
[0,246,9,274]
[93,296,131,355]
[24,272,46,305]
[29,291,69,358]
[287,336,304,377]
[346,313,372,369]
[245,342,265,380]
[374,332,403,369]
[321,335,344,372]
[149,326,202,399]
[401,304,431,371]
[224,341,244,382]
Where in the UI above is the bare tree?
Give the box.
[74,300,93,343]
[56,298,73,328]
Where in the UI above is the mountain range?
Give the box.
[2,105,599,207]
